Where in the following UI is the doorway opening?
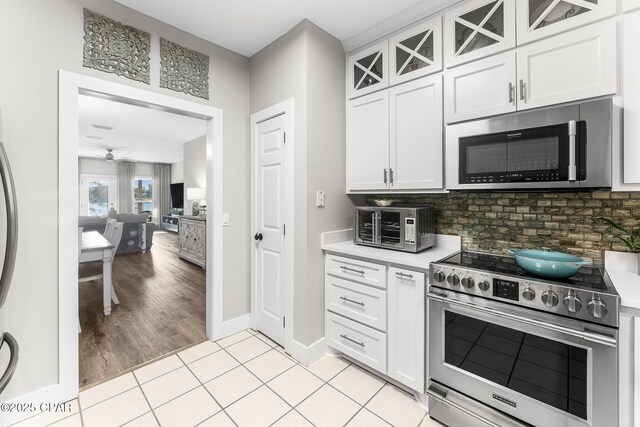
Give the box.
[76,93,209,387]
[59,71,224,400]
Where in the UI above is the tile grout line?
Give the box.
[132,371,162,427]
[77,399,86,427]
[340,379,390,427]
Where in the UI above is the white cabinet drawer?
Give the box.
[326,312,387,372]
[326,276,387,331]
[325,254,386,289]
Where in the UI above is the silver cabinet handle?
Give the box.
[519,79,526,102]
[508,82,514,104]
[395,271,414,279]
[340,266,365,275]
[383,169,388,185]
[426,385,501,427]
[340,334,365,347]
[389,168,394,185]
[340,296,365,307]
[0,142,18,307]
[568,120,577,181]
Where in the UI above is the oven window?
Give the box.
[357,210,375,243]
[444,311,587,420]
[508,136,559,172]
[466,142,507,174]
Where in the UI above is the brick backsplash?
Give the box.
[366,191,640,266]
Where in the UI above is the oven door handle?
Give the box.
[426,385,502,427]
[427,292,617,348]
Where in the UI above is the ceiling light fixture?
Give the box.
[91,124,115,131]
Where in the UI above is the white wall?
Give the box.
[250,21,353,347]
[78,158,118,175]
[183,136,207,213]
[171,161,184,184]
[0,0,250,401]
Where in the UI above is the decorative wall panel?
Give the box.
[82,9,151,84]
[159,38,210,99]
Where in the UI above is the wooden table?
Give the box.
[80,231,119,315]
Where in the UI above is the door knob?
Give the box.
[254,233,263,241]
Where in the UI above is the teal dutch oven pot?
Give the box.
[508,248,592,279]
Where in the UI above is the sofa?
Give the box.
[79,213,155,253]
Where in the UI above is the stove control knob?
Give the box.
[541,290,559,308]
[447,273,460,286]
[587,295,608,319]
[478,280,490,291]
[522,288,536,301]
[433,270,446,283]
[461,275,475,289]
[563,291,583,313]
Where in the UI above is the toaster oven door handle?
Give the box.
[568,120,577,181]
[427,292,617,348]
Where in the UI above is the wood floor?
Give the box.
[79,231,206,388]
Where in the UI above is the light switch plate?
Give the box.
[223,213,230,226]
[316,191,325,207]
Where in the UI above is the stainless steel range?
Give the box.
[427,251,619,427]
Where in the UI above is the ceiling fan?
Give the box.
[95,148,137,163]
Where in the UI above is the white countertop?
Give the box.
[605,251,640,311]
[321,229,461,270]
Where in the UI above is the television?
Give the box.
[170,183,184,209]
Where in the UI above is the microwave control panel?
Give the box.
[405,218,416,244]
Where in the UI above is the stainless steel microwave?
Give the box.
[354,206,435,253]
[446,98,612,190]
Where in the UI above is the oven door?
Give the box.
[427,289,617,427]
[458,122,585,187]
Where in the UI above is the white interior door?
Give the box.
[254,114,286,346]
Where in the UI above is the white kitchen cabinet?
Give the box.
[389,75,443,190]
[444,0,516,68]
[347,75,444,193]
[346,91,389,191]
[389,17,442,86]
[347,40,389,99]
[387,266,425,392]
[623,12,640,185]
[624,0,640,12]
[444,51,516,123]
[516,20,617,111]
[516,0,615,45]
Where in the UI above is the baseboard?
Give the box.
[287,336,326,366]
[3,383,75,426]
[217,314,251,340]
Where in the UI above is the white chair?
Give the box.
[103,218,117,242]
[79,222,124,308]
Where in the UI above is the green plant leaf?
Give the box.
[614,235,635,251]
[596,217,632,236]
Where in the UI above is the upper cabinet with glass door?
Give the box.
[517,0,616,44]
[348,40,389,99]
[444,0,516,68]
[388,17,442,86]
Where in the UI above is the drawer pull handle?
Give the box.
[340,334,365,348]
[339,296,365,307]
[395,272,414,279]
[340,266,365,275]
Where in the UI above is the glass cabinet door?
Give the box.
[347,40,389,99]
[517,0,615,44]
[389,17,442,86]
[444,0,516,68]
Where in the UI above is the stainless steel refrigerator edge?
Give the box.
[0,142,19,396]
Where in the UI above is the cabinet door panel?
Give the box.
[444,0,516,68]
[348,40,389,99]
[389,75,443,190]
[623,12,640,184]
[347,91,390,191]
[517,0,616,45]
[387,267,425,392]
[624,0,640,12]
[445,51,516,123]
[389,17,443,86]
[516,20,617,111]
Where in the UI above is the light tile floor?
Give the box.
[13,329,443,427]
